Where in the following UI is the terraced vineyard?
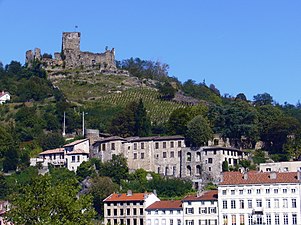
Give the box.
[95,88,186,123]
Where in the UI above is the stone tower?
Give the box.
[62,32,80,52]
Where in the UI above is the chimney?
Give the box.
[297,169,301,181]
[126,190,132,196]
[243,172,248,180]
[270,171,277,179]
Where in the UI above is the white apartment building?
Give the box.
[182,190,218,225]
[145,200,183,225]
[218,171,301,225]
[260,161,301,172]
[103,191,160,225]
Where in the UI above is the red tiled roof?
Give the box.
[64,138,88,147]
[39,148,64,155]
[146,200,182,210]
[0,91,9,98]
[220,171,300,185]
[66,149,89,155]
[183,190,218,201]
[103,193,151,202]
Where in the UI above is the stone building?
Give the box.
[181,147,249,185]
[91,135,185,177]
[25,32,119,72]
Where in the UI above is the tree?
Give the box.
[222,160,229,172]
[185,115,213,147]
[253,92,273,106]
[39,132,65,150]
[167,107,193,135]
[99,154,129,185]
[88,176,118,216]
[134,99,151,136]
[6,174,95,225]
[235,93,247,101]
[157,82,176,100]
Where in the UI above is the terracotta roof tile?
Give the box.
[146,200,182,210]
[220,171,300,185]
[183,190,218,201]
[103,193,151,202]
[39,148,64,155]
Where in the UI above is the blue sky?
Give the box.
[0,0,301,104]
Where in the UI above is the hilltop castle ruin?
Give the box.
[26,32,119,72]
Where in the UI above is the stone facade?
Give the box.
[181,147,249,185]
[91,135,185,177]
[25,32,127,74]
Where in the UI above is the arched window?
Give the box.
[187,165,192,176]
[196,165,201,175]
[187,152,191,162]
[196,152,201,162]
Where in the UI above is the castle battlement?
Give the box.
[26,32,119,73]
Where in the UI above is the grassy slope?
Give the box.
[50,71,186,123]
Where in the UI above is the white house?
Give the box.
[103,191,160,225]
[218,171,301,225]
[260,161,301,172]
[0,91,10,104]
[182,190,218,225]
[145,200,183,225]
[36,138,90,172]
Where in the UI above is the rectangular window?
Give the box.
[208,158,213,163]
[231,190,235,195]
[231,215,236,225]
[111,143,115,150]
[140,208,143,215]
[274,199,279,208]
[231,200,236,209]
[133,208,137,215]
[256,189,261,194]
[77,155,80,162]
[72,156,75,162]
[170,151,174,158]
[247,189,252,194]
[178,141,181,147]
[284,214,288,225]
[171,141,174,148]
[293,214,297,225]
[266,188,270,194]
[292,198,297,208]
[248,215,252,225]
[177,219,181,225]
[155,142,159,149]
[266,199,271,208]
[239,190,243,195]
[283,199,288,208]
[141,153,144,159]
[266,214,271,225]
[170,219,173,225]
[114,209,117,216]
[163,152,167,158]
[222,190,227,195]
[107,209,111,216]
[274,189,278,194]
[102,143,106,151]
[283,188,287,193]
[134,153,137,159]
[163,142,166,148]
[292,188,296,193]
[120,209,124,215]
[275,214,280,225]
[186,208,194,214]
[127,208,130,215]
[223,215,228,225]
[248,199,252,208]
[239,200,244,209]
[223,200,227,209]
[178,151,181,157]
[141,142,144,149]
[134,143,137,150]
[256,199,262,207]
